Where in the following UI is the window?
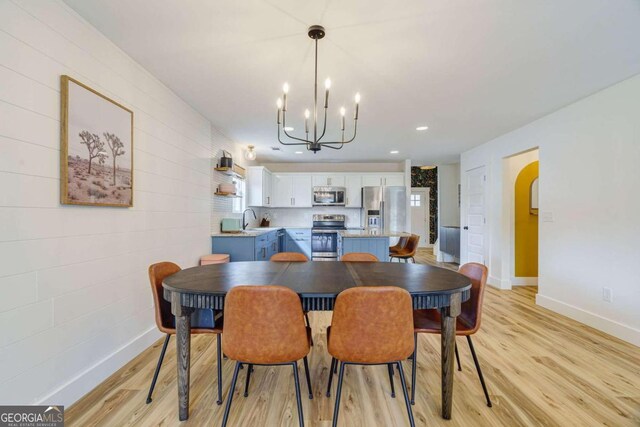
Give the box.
[410,194,421,207]
[232,179,246,213]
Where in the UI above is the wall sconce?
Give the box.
[244,145,256,161]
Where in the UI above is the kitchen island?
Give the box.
[338,229,410,261]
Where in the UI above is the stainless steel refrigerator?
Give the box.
[361,186,407,232]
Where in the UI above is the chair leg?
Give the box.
[243,364,253,397]
[146,334,170,404]
[331,362,346,427]
[292,362,305,427]
[411,256,415,263]
[411,333,417,405]
[304,312,314,346]
[396,362,416,427]
[326,357,336,397]
[303,356,313,399]
[216,334,223,405]
[467,336,492,407]
[387,364,396,398]
[221,361,242,427]
[455,341,462,371]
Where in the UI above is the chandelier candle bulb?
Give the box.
[304,109,310,133]
[354,93,360,120]
[340,107,346,131]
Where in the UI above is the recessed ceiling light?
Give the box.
[295,151,303,154]
[390,150,399,154]
[416,126,429,131]
[283,126,294,131]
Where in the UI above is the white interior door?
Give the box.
[410,189,430,247]
[464,166,486,263]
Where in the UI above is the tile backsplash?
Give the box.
[257,207,362,228]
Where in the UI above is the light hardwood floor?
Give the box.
[66,249,640,426]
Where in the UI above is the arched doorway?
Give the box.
[514,161,539,280]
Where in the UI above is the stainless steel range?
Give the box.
[311,214,346,261]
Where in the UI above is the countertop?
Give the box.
[339,229,410,238]
[212,226,310,237]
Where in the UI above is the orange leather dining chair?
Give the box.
[341,252,379,262]
[412,263,492,407]
[270,252,309,262]
[271,251,313,345]
[147,262,224,405]
[390,234,420,263]
[389,236,408,257]
[221,286,312,427]
[326,287,416,427]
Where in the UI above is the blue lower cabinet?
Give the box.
[212,228,311,262]
[340,237,390,262]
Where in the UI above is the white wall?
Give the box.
[0,0,231,406]
[461,73,640,346]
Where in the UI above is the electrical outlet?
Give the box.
[602,287,613,303]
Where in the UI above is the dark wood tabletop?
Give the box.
[163,261,471,311]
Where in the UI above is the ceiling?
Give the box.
[64,0,640,164]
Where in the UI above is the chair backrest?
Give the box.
[329,286,414,364]
[222,285,309,364]
[270,252,309,262]
[403,234,420,255]
[148,262,181,333]
[341,252,379,262]
[390,236,408,250]
[458,263,489,333]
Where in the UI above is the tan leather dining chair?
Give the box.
[412,263,492,407]
[326,286,416,427]
[390,234,420,263]
[147,262,224,405]
[221,285,312,427]
[341,252,379,262]
[270,252,309,262]
[389,236,408,257]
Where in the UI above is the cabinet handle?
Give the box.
[346,197,349,205]
[328,177,331,185]
[262,247,266,258]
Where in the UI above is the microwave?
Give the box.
[312,186,346,206]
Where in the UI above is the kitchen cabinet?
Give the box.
[212,229,281,262]
[273,174,312,207]
[285,229,312,259]
[345,174,362,207]
[338,234,390,262]
[312,174,345,187]
[361,173,404,187]
[247,166,273,207]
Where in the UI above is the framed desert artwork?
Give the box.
[60,75,134,207]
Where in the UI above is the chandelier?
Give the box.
[277,25,360,153]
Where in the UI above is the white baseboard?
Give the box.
[488,274,511,290]
[37,327,162,407]
[536,294,640,347]
[511,276,538,286]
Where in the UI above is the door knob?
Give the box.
[463,226,469,230]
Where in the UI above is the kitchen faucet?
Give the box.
[242,208,256,230]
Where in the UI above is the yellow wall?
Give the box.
[514,161,539,277]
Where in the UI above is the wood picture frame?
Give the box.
[60,75,134,207]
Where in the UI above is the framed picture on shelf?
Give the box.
[60,75,134,207]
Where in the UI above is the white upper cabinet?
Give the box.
[312,174,346,187]
[383,173,405,187]
[272,173,312,207]
[292,175,312,207]
[247,166,273,207]
[345,175,362,207]
[361,173,404,187]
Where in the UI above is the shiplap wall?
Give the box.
[0,0,222,405]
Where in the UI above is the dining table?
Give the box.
[162,260,471,422]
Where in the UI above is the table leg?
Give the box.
[172,293,193,421]
[440,292,461,420]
